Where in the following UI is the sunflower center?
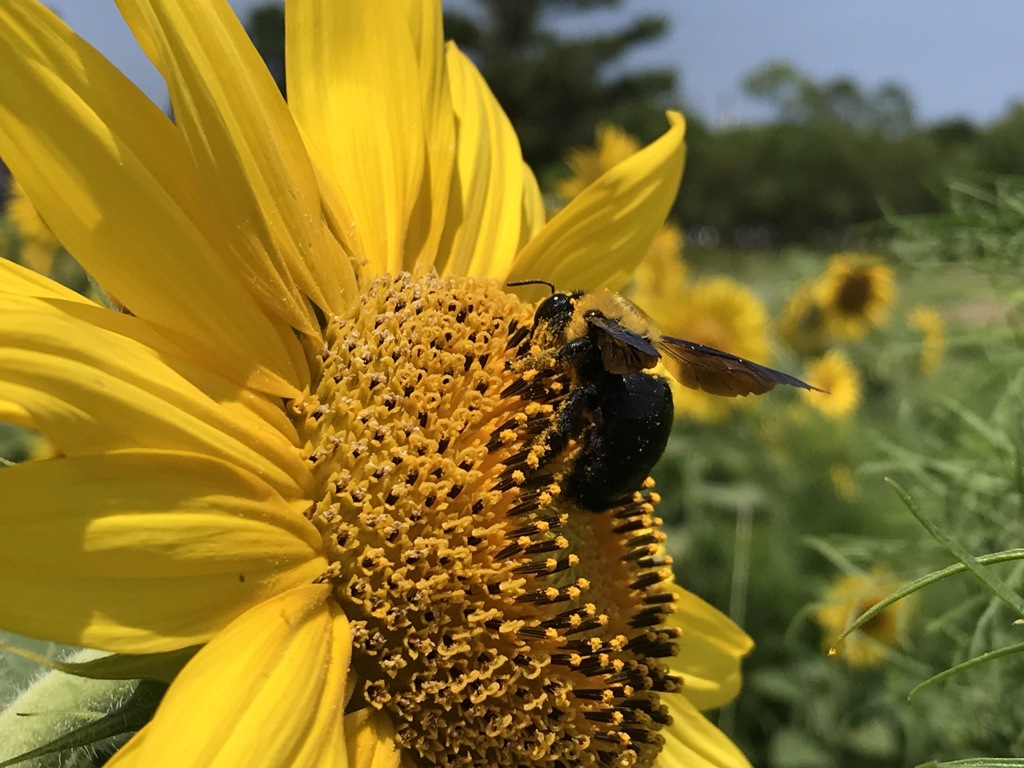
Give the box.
[836,271,873,314]
[292,273,679,768]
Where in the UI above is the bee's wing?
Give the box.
[587,315,661,374]
[657,336,820,397]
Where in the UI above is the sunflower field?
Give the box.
[538,125,1024,767]
[1,2,1024,768]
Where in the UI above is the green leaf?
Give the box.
[833,548,1024,646]
[907,642,1024,703]
[0,680,164,768]
[0,645,198,684]
[884,478,1024,617]
[916,759,1024,768]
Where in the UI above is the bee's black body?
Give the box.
[514,283,816,511]
[561,371,673,510]
[526,291,674,511]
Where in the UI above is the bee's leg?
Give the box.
[513,337,591,377]
[554,337,592,365]
[533,384,592,467]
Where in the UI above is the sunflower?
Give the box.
[908,305,945,376]
[778,279,829,358]
[557,123,643,201]
[800,351,861,420]
[815,568,910,668]
[637,277,772,423]
[0,2,751,767]
[828,463,859,502]
[5,178,61,275]
[631,222,688,300]
[813,252,895,340]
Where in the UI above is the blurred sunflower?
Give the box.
[6,178,61,275]
[815,567,910,668]
[800,351,861,420]
[0,1,751,767]
[814,252,895,340]
[557,123,643,200]
[779,279,829,358]
[638,277,771,423]
[829,463,859,502]
[908,305,945,376]
[631,221,688,299]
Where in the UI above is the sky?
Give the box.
[56,1,1024,128]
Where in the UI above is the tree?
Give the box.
[975,102,1024,174]
[246,4,287,97]
[444,0,677,174]
[742,61,916,137]
[678,64,941,246]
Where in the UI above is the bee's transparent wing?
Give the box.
[657,336,821,397]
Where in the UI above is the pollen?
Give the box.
[291,273,679,768]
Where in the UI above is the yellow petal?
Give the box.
[0,451,326,652]
[345,709,403,768]
[0,400,31,430]
[0,254,92,304]
[0,258,301,443]
[659,694,752,768]
[666,584,754,711]
[116,0,356,329]
[435,44,526,281]
[108,586,349,768]
[508,112,686,295]
[287,0,425,276]
[0,294,310,499]
[518,161,547,251]
[0,2,307,395]
[398,0,458,275]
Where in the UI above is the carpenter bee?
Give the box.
[510,281,819,510]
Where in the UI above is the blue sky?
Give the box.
[57,1,1024,127]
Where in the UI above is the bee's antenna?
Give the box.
[507,279,556,295]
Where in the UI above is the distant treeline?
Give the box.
[674,62,1024,248]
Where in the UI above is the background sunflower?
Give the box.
[813,252,896,340]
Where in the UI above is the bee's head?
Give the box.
[530,290,584,344]
[534,292,574,323]
[506,280,586,349]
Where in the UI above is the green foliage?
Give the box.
[892,175,1024,269]
[246,5,286,97]
[678,120,945,246]
[654,225,1024,766]
[678,63,1024,248]
[743,60,915,136]
[0,641,156,768]
[878,367,1024,761]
